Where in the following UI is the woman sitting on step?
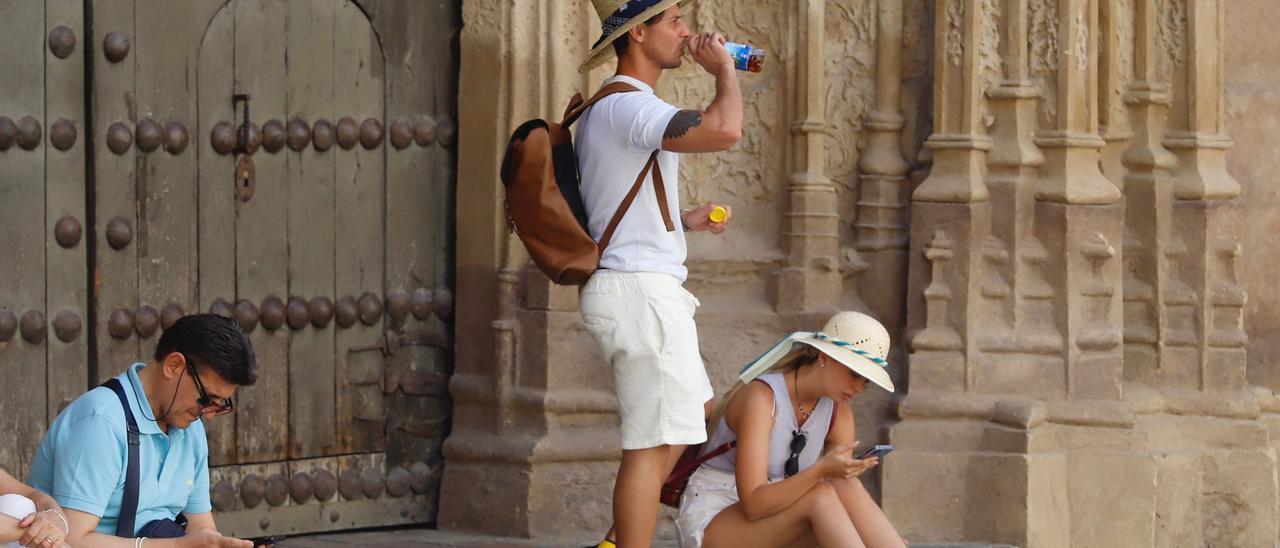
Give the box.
[0,467,68,548]
[675,312,907,548]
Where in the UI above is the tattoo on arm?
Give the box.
[664,110,703,139]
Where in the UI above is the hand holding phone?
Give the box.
[857,444,893,460]
[245,535,285,547]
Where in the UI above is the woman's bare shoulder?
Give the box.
[726,379,776,427]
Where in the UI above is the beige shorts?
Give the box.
[580,271,714,450]
[675,466,740,548]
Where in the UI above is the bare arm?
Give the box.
[183,512,219,534]
[64,508,250,548]
[730,382,860,521]
[661,33,743,153]
[1,468,72,547]
[823,401,856,454]
[0,514,22,544]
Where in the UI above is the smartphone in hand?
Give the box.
[857,444,893,460]
[245,535,286,547]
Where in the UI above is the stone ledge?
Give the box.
[285,527,1015,548]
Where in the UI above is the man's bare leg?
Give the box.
[602,444,686,543]
[613,445,674,546]
[603,401,713,544]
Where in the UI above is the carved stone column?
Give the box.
[886,1,1137,545]
[887,0,1009,540]
[1165,0,1239,201]
[1098,0,1134,183]
[981,0,1048,359]
[913,0,991,203]
[441,1,620,539]
[1034,0,1121,204]
[1027,0,1124,403]
[1162,0,1248,394]
[856,0,911,253]
[854,0,913,362]
[1120,0,1181,386]
[771,0,841,316]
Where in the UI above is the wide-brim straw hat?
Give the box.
[738,311,896,393]
[580,0,695,73]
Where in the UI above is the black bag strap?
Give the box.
[102,378,141,539]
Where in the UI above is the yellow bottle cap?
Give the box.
[709,206,728,223]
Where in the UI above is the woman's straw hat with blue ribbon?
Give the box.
[739,311,895,393]
[580,0,696,73]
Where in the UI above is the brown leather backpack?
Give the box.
[500,82,675,285]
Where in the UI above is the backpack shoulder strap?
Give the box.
[596,150,677,255]
[562,81,639,127]
[568,81,678,255]
[102,378,141,539]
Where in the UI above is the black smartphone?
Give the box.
[857,444,893,460]
[245,535,286,546]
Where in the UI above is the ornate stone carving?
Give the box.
[915,0,993,203]
[913,230,963,351]
[1033,0,1122,204]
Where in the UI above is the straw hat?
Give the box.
[580,0,695,73]
[739,311,895,393]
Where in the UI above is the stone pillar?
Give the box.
[887,0,1005,538]
[854,0,912,376]
[1120,0,1181,387]
[441,1,620,539]
[981,0,1049,361]
[771,0,840,317]
[886,1,1140,545]
[1031,0,1124,400]
[1098,0,1134,183]
[1162,0,1248,393]
[856,0,911,254]
[913,0,991,203]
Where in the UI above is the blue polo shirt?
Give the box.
[28,363,212,536]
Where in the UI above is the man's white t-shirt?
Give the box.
[576,75,688,282]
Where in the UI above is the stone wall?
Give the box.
[1227,0,1280,394]
[444,0,1280,545]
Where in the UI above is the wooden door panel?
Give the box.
[196,0,239,466]
[333,0,387,455]
[0,0,51,477]
[229,0,291,463]
[284,0,340,460]
[72,0,453,535]
[45,0,90,426]
[91,0,141,384]
[133,0,202,358]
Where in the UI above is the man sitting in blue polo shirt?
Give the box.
[28,314,257,548]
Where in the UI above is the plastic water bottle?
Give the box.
[724,42,765,73]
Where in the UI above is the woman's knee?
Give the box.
[0,493,35,520]
[802,481,841,510]
[825,475,863,495]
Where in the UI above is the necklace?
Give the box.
[792,367,814,425]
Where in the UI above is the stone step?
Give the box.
[282,528,1018,548]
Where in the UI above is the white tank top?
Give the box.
[702,372,834,482]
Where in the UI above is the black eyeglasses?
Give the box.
[184,355,234,417]
[784,430,807,478]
